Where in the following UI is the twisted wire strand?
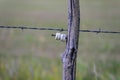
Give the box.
[0,26,120,34]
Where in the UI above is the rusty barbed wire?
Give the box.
[0,26,120,34]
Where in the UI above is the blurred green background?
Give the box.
[0,0,120,80]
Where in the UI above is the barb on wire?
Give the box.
[0,25,120,34]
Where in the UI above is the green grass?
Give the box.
[0,0,120,80]
[0,54,120,80]
[0,54,62,80]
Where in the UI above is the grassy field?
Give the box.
[0,0,120,80]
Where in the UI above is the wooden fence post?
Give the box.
[62,0,80,80]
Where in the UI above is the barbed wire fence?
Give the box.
[0,26,120,34]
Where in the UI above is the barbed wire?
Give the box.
[0,26,120,34]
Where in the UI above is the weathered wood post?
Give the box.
[62,0,80,80]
